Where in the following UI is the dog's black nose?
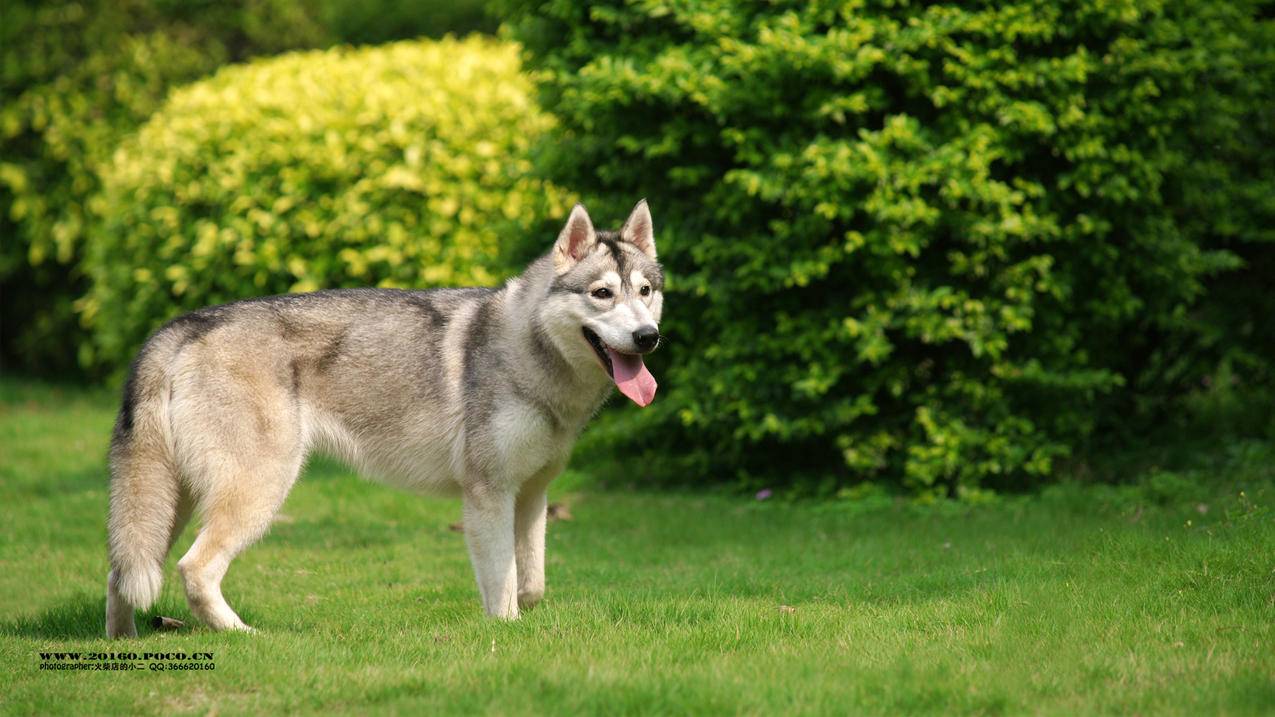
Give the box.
[633,326,659,353]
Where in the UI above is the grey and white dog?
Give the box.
[105,201,663,638]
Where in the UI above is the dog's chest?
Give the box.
[483,399,578,484]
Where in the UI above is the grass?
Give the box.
[0,377,1272,716]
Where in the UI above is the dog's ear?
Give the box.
[621,199,656,259]
[553,204,598,273]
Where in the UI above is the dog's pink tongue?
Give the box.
[606,348,657,407]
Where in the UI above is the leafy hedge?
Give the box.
[316,0,498,45]
[0,0,497,376]
[0,0,329,375]
[83,38,568,371]
[501,0,1275,494]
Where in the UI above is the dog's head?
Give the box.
[543,200,664,406]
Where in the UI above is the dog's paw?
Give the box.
[517,589,544,610]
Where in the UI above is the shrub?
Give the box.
[1170,15,1275,397]
[317,0,498,45]
[501,0,1275,494]
[82,38,568,372]
[0,0,330,375]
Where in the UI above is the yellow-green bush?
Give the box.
[83,38,568,371]
[0,0,330,375]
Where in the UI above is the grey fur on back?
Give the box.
[114,255,608,483]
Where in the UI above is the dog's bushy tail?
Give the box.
[107,358,180,611]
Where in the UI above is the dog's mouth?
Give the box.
[581,327,658,407]
[582,327,612,376]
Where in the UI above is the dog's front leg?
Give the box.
[514,482,548,610]
[462,485,519,619]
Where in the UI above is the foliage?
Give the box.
[317,0,498,45]
[1167,11,1275,396]
[82,38,568,372]
[501,0,1275,494]
[0,0,330,375]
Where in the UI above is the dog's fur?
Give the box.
[105,201,663,637]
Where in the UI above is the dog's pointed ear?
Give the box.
[553,204,598,273]
[621,199,656,259]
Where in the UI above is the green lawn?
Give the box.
[1,378,1272,716]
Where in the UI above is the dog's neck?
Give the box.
[498,256,615,427]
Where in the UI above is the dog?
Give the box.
[105,200,663,637]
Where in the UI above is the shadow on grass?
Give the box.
[301,456,355,482]
[1,593,104,640]
[1,593,198,641]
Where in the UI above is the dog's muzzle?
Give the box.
[632,326,659,353]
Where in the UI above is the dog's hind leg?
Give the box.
[106,569,137,639]
[463,484,519,619]
[172,366,304,633]
[176,452,301,632]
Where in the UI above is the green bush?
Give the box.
[317,0,498,45]
[501,0,1275,495]
[0,0,330,375]
[83,38,568,372]
[1171,14,1275,397]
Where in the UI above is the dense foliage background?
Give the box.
[0,0,495,375]
[82,38,567,370]
[0,0,331,375]
[2,0,1271,495]
[500,0,1275,494]
[316,0,496,45]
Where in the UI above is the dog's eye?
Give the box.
[591,287,613,300]
[640,285,651,297]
